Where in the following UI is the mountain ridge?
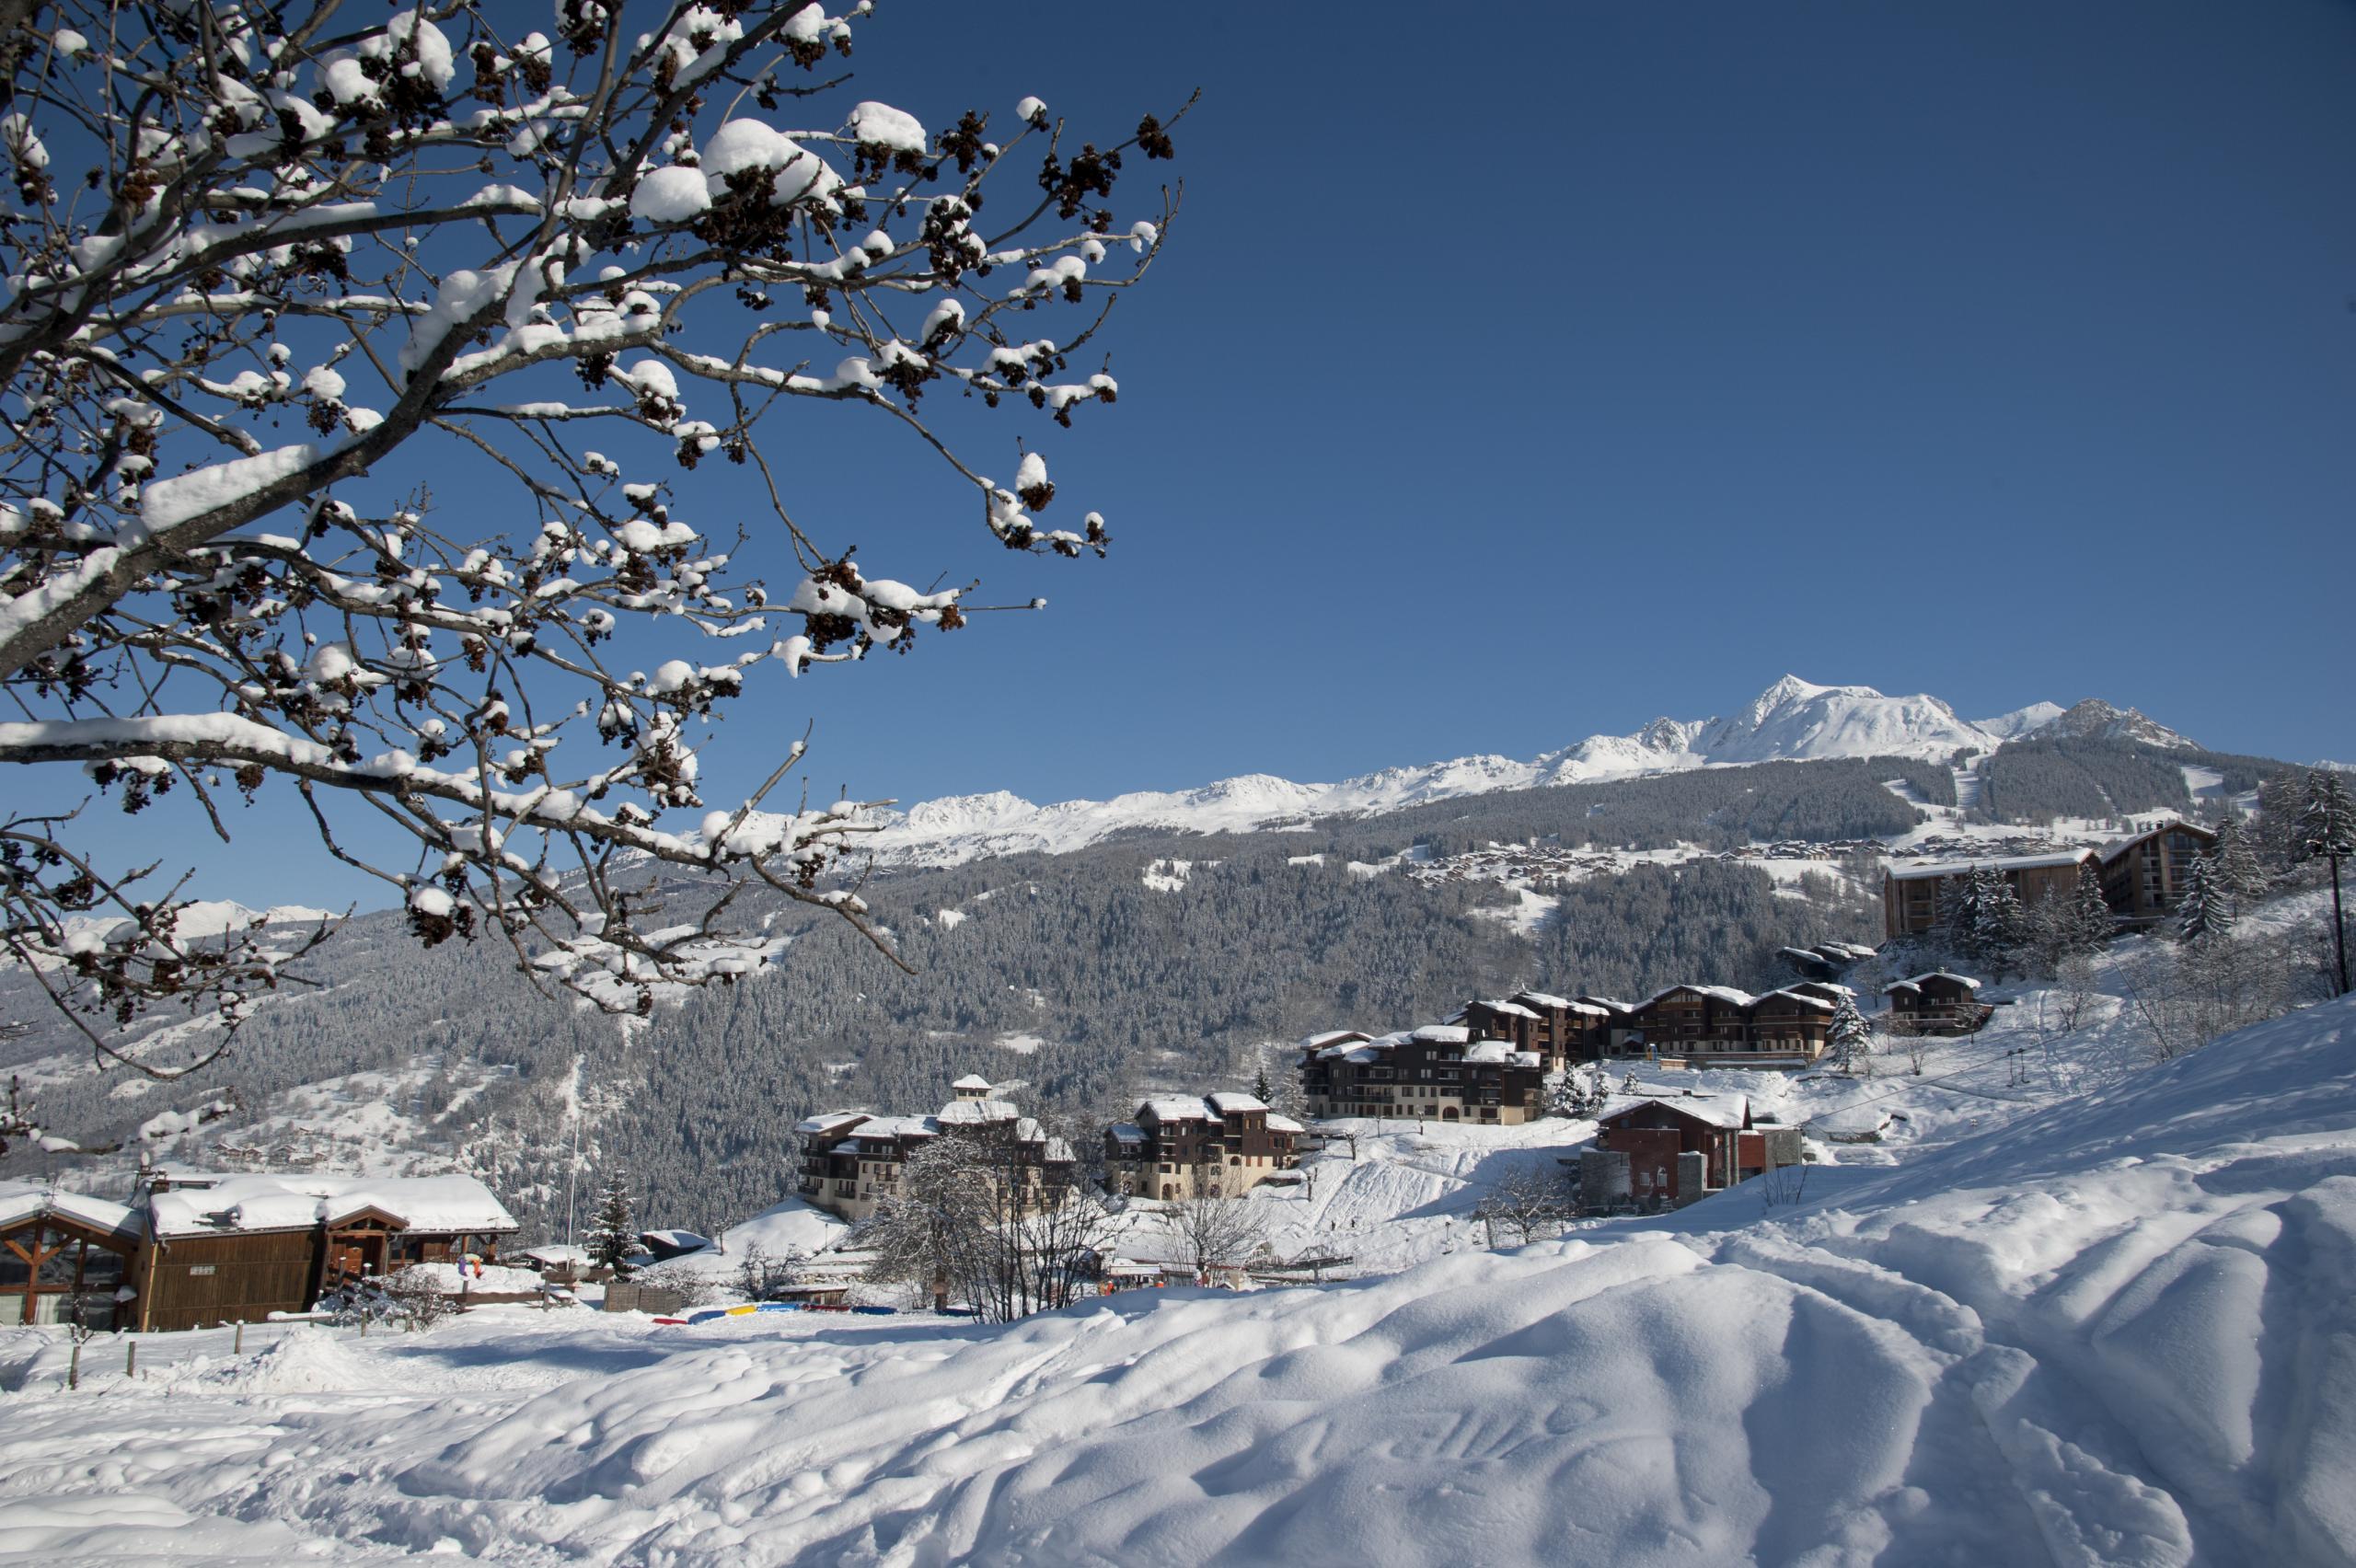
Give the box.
[868,675,2195,865]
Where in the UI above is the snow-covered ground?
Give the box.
[6,980,2353,1563]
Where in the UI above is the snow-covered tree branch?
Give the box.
[0,0,1185,1070]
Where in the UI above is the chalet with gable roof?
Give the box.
[1298,1023,1548,1124]
[793,1077,1076,1223]
[1576,1094,1801,1211]
[2,1171,516,1332]
[1882,971,1988,1035]
[1456,991,1615,1066]
[1103,1092,1303,1201]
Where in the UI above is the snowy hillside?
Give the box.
[863,675,2165,865]
[6,986,2353,1564]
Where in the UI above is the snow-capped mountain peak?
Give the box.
[864,676,2188,866]
[1694,677,1985,767]
[2019,698,2196,750]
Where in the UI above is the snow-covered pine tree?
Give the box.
[2176,854,2230,945]
[0,0,1189,1071]
[586,1172,637,1277]
[1962,869,2026,979]
[2207,816,2265,917]
[2066,862,2116,955]
[1936,870,1978,953]
[2299,770,2356,997]
[1826,993,1874,1075]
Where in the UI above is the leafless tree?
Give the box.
[859,1119,1114,1320]
[0,0,1186,1074]
[1472,1161,1568,1248]
[1156,1163,1270,1283]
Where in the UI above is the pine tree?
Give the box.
[2065,862,2115,955]
[586,1171,638,1277]
[2177,853,2231,946]
[1826,993,1874,1076]
[1935,870,1977,952]
[2207,816,2264,917]
[2299,770,2356,997]
[1252,1067,1274,1103]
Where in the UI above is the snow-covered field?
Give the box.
[7,941,2354,1562]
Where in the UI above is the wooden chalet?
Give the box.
[1456,991,1614,1066]
[1576,1094,1802,1212]
[2,1172,515,1332]
[2097,819,2219,924]
[1103,1092,1303,1201]
[1627,986,1756,1055]
[0,1184,144,1330]
[1882,971,1988,1036]
[794,1078,1077,1223]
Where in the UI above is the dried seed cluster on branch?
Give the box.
[0,0,1187,1073]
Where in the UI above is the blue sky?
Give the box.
[32,0,2356,907]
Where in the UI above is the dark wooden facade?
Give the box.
[141,1228,318,1333]
[2098,820,2218,923]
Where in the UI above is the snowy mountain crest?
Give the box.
[866,677,2195,865]
[2019,698,2196,750]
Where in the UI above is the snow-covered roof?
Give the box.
[1756,989,1835,1012]
[1578,997,1634,1013]
[1602,1094,1750,1131]
[1412,1024,1471,1045]
[640,1228,710,1251]
[1141,1097,1215,1124]
[1300,1029,1370,1050]
[2097,818,2212,862]
[1642,985,1756,1009]
[849,1114,938,1144]
[1883,970,1983,994]
[1888,848,2096,881]
[1471,999,1542,1020]
[1207,1091,1268,1115]
[1513,990,1576,1009]
[1107,1122,1145,1144]
[0,1181,144,1239]
[794,1111,869,1137]
[149,1174,514,1239]
[1265,1113,1305,1135]
[1461,1042,1542,1066]
[951,1074,995,1090]
[935,1098,1021,1126]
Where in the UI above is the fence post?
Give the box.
[233,1321,244,1355]
[125,1342,136,1378]
[68,1340,80,1391]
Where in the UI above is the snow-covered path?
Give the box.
[7,997,2356,1565]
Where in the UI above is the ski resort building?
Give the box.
[1881,817,2218,940]
[1103,1093,1305,1201]
[1575,1094,1802,1212]
[0,1172,516,1332]
[1451,992,1615,1068]
[1881,848,2098,940]
[1299,1025,1549,1124]
[794,1080,1078,1223]
[2097,820,2220,924]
